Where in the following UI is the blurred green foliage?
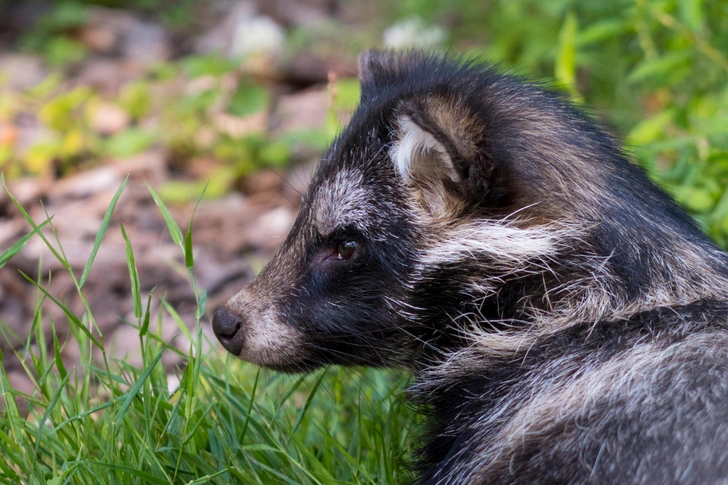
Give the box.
[17,2,89,66]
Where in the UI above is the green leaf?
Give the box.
[158,180,209,204]
[148,184,184,247]
[52,325,67,381]
[102,128,155,157]
[119,82,152,120]
[41,2,88,30]
[240,444,283,452]
[259,141,290,168]
[19,270,102,347]
[121,224,142,320]
[289,369,328,438]
[115,342,169,426]
[44,36,88,67]
[39,86,92,130]
[79,176,128,288]
[0,219,50,269]
[195,289,207,321]
[228,84,269,117]
[69,461,170,484]
[32,372,70,464]
[279,129,331,151]
[183,180,209,269]
[676,187,715,213]
[3,181,69,269]
[679,0,703,32]
[183,54,237,78]
[555,12,581,102]
[162,299,193,342]
[627,51,693,84]
[332,78,361,111]
[626,109,675,146]
[576,19,626,47]
[140,286,156,337]
[51,399,116,433]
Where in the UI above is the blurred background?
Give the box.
[0,0,727,403]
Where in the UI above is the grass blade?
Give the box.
[79,176,128,288]
[0,219,50,269]
[195,289,206,321]
[52,324,67,381]
[32,372,71,464]
[18,270,103,348]
[115,342,169,426]
[140,285,156,337]
[161,299,193,342]
[184,180,209,269]
[120,224,142,320]
[69,461,170,484]
[147,184,183,247]
[2,182,69,270]
[289,369,328,438]
[184,225,194,269]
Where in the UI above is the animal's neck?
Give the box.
[411,229,728,371]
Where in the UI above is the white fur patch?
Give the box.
[391,115,461,184]
[422,219,576,269]
[313,168,371,235]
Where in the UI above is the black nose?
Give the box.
[212,307,244,355]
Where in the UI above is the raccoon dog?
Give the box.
[212,50,728,484]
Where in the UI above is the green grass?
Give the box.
[0,179,418,485]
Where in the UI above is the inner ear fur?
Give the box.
[391,96,491,216]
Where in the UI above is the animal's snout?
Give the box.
[212,307,245,355]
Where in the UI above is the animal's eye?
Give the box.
[336,240,357,260]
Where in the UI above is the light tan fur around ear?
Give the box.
[391,95,481,218]
[391,114,461,217]
[421,95,480,161]
[392,115,460,184]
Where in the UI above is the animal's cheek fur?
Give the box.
[275,258,419,368]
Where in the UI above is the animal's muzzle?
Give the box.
[212,307,245,356]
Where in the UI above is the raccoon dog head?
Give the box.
[212,50,713,372]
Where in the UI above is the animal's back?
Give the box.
[418,302,728,484]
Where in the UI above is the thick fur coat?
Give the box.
[213,51,728,484]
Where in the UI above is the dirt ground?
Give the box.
[0,0,368,405]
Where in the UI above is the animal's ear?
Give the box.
[357,50,508,216]
[357,49,394,86]
[390,96,501,217]
[357,49,417,100]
